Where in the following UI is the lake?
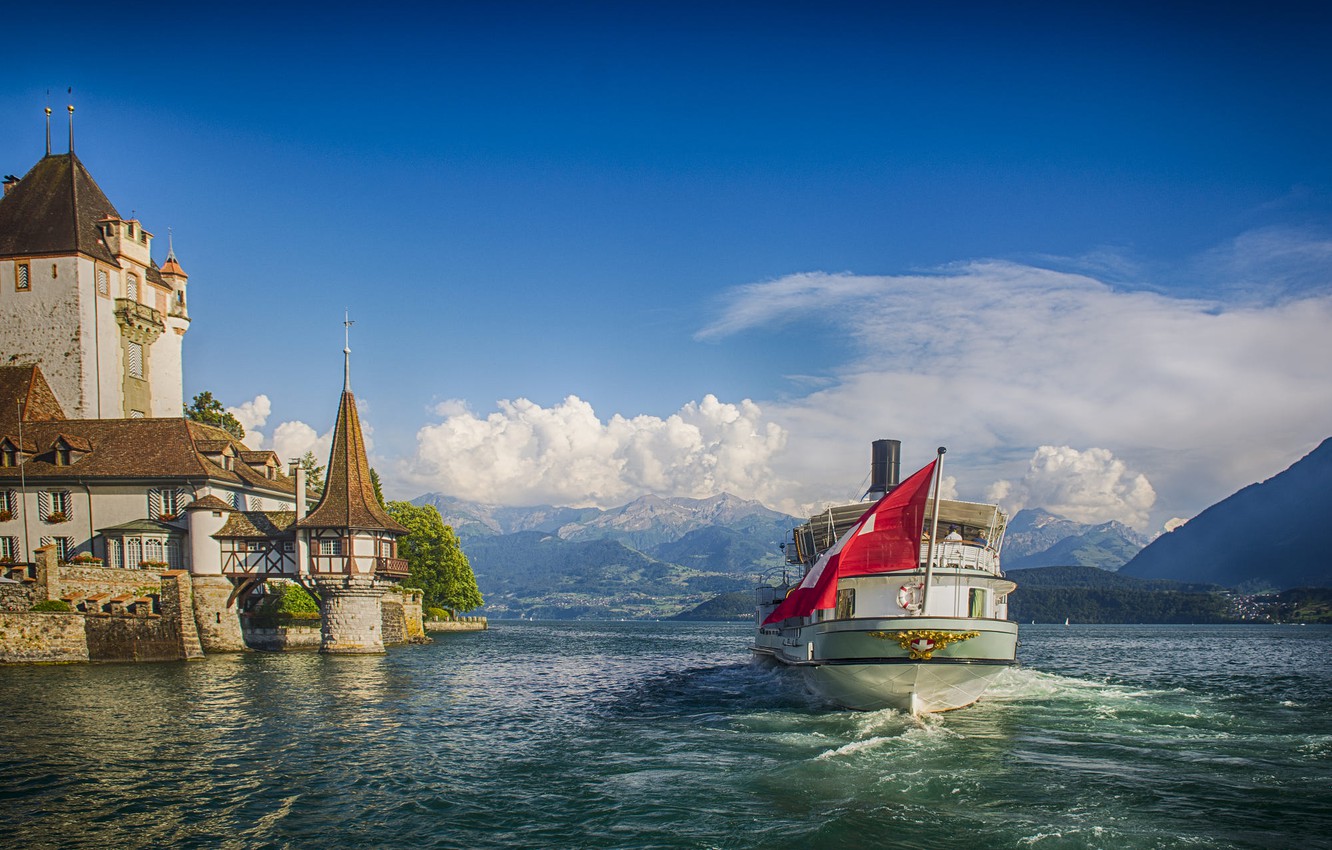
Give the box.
[1,622,1329,849]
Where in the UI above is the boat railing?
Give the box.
[922,541,1000,575]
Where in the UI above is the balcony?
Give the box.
[308,554,411,577]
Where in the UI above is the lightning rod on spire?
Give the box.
[343,310,355,392]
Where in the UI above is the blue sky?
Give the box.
[5,1,1331,530]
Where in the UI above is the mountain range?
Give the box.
[411,437,1332,617]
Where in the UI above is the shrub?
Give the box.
[69,553,103,566]
[31,600,72,613]
[425,607,450,622]
[46,511,68,523]
[0,509,13,522]
[138,560,170,570]
[257,582,319,616]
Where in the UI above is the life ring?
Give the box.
[897,583,924,612]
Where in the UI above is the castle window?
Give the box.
[0,536,17,561]
[97,269,109,296]
[55,445,70,466]
[39,536,71,561]
[127,274,139,301]
[1,445,15,467]
[15,263,29,291]
[320,539,342,556]
[0,490,15,515]
[39,490,72,523]
[127,342,144,379]
[129,410,145,419]
[149,488,185,520]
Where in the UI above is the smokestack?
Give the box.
[867,439,901,498]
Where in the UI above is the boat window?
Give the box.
[836,588,855,619]
[969,588,986,618]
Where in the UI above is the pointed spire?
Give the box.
[67,104,74,154]
[167,226,176,261]
[295,328,406,534]
[45,107,51,156]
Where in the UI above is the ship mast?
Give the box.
[919,446,946,615]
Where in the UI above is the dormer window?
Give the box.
[1,443,16,468]
[55,444,70,466]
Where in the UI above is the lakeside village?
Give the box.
[0,114,484,665]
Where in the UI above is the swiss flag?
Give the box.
[763,459,936,625]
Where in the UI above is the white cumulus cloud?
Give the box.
[401,394,789,508]
[227,395,272,448]
[986,446,1156,530]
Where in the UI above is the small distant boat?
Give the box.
[752,440,1017,714]
[1064,618,1070,627]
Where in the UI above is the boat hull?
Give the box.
[752,616,1017,713]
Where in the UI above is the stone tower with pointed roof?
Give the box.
[0,116,190,420]
[296,338,409,654]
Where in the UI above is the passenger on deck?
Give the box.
[945,527,962,541]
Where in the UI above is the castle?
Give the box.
[0,111,422,660]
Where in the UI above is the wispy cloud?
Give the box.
[712,257,1332,528]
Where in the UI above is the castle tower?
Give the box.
[296,323,409,654]
[0,112,189,420]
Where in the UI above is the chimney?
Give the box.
[867,439,902,498]
[3,175,18,197]
[290,459,308,521]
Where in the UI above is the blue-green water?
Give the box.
[1,622,1329,849]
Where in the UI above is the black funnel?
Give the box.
[868,439,901,497]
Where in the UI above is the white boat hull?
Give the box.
[752,616,1017,713]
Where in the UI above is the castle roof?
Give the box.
[0,368,301,498]
[0,153,119,263]
[298,388,407,533]
[0,365,68,436]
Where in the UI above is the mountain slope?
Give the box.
[1004,509,1148,570]
[463,531,751,619]
[1119,438,1332,590]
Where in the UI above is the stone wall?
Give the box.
[84,614,184,662]
[0,612,88,663]
[190,575,247,652]
[239,620,322,651]
[0,581,36,612]
[381,598,407,646]
[56,564,163,600]
[315,576,387,654]
[424,617,488,632]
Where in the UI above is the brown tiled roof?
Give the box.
[0,378,296,496]
[216,511,297,539]
[298,389,406,533]
[0,365,68,434]
[185,494,232,511]
[53,433,92,452]
[0,153,119,263]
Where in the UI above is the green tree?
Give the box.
[370,468,385,508]
[298,451,325,495]
[183,391,245,440]
[387,501,483,615]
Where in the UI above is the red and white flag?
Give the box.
[763,459,936,625]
